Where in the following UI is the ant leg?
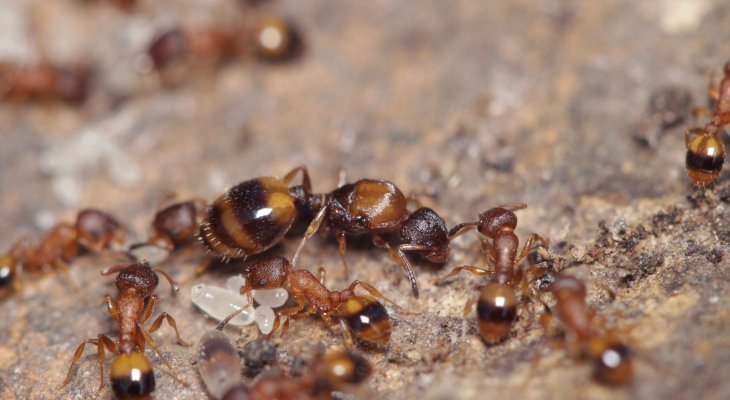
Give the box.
[269,301,306,338]
[291,202,328,267]
[153,269,180,293]
[431,265,491,284]
[139,295,158,324]
[692,107,715,121]
[372,234,420,298]
[136,324,188,386]
[318,267,326,285]
[447,222,478,240]
[105,295,119,320]
[282,165,312,192]
[281,307,316,337]
[515,233,549,265]
[709,68,719,102]
[61,334,115,391]
[336,231,349,279]
[347,280,410,314]
[239,280,254,308]
[147,312,190,346]
[338,319,354,348]
[496,202,528,211]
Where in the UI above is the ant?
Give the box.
[198,166,319,260]
[292,179,455,298]
[214,346,371,400]
[61,261,189,398]
[219,255,403,346]
[538,274,633,386]
[147,15,302,73]
[0,63,90,105]
[433,204,547,343]
[147,200,207,251]
[685,61,730,187]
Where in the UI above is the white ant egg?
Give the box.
[190,283,255,326]
[254,306,276,335]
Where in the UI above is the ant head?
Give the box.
[400,207,450,262]
[477,207,517,238]
[550,275,586,300]
[76,208,126,246]
[592,342,634,386]
[110,352,155,398]
[246,256,292,289]
[323,349,372,387]
[148,28,188,70]
[115,262,158,296]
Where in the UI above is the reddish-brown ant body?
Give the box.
[220,256,400,346]
[147,15,303,75]
[685,61,730,186]
[217,347,371,400]
[0,63,90,104]
[540,275,633,386]
[435,204,547,343]
[62,261,189,398]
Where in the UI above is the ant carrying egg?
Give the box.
[190,275,288,334]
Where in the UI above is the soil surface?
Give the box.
[1,1,729,399]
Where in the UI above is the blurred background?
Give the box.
[0,0,729,399]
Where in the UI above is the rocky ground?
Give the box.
[0,0,729,399]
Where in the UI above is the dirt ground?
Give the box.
[1,0,729,399]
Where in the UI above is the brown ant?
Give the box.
[61,261,189,398]
[198,166,319,261]
[0,63,90,105]
[147,200,207,251]
[147,15,303,75]
[538,275,633,386]
[219,347,371,400]
[292,179,454,298]
[685,61,730,187]
[219,255,403,346]
[434,204,547,343]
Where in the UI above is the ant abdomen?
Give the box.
[592,343,634,386]
[199,177,298,259]
[339,295,392,345]
[686,129,725,186]
[477,282,518,343]
[110,352,155,398]
[328,179,408,234]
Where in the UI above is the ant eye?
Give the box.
[259,279,267,286]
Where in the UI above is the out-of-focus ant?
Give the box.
[434,204,548,343]
[538,274,634,386]
[685,61,730,187]
[0,63,90,105]
[61,261,189,398]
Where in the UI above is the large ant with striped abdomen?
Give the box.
[61,261,189,398]
[685,61,730,187]
[434,203,548,343]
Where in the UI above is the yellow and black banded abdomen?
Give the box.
[686,134,725,186]
[476,282,517,343]
[110,353,155,399]
[340,295,392,345]
[199,177,297,258]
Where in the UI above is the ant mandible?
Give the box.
[685,61,730,187]
[434,204,548,343]
[219,255,403,346]
[61,261,189,398]
[539,275,633,386]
